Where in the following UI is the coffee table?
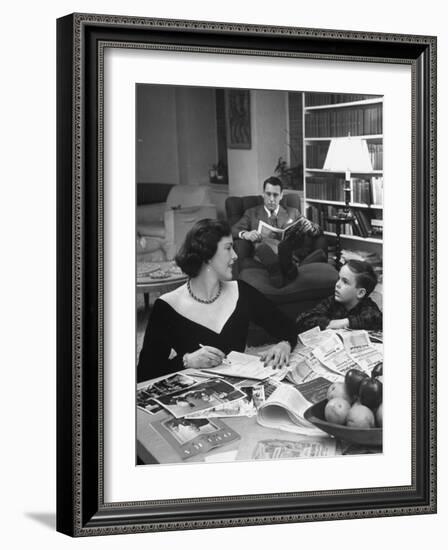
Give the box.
[137,261,188,309]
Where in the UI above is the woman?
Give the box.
[137,219,297,383]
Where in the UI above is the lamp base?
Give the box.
[327,213,355,270]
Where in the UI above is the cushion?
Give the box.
[137,221,166,238]
[166,184,214,210]
[239,262,338,305]
[136,203,166,224]
[136,235,165,254]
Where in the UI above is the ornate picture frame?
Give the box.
[56,13,436,536]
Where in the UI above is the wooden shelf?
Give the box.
[304,98,383,111]
[307,199,383,209]
[324,230,383,244]
[304,134,383,141]
[305,168,383,175]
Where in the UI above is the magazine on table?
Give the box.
[252,437,337,460]
[203,350,287,381]
[153,378,246,419]
[312,346,358,376]
[296,327,384,378]
[151,417,240,460]
[256,381,326,436]
[338,330,383,372]
[137,372,198,411]
[289,346,343,383]
[294,377,333,404]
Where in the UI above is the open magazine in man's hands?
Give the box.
[257,217,316,242]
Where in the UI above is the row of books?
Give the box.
[306,176,384,206]
[305,142,383,171]
[305,142,330,168]
[307,176,346,202]
[304,93,379,107]
[305,104,383,137]
[306,204,383,239]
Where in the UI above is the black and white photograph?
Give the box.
[136,84,385,465]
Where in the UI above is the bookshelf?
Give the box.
[302,93,383,247]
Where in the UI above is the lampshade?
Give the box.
[323,136,373,175]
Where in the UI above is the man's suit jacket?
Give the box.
[231,204,300,239]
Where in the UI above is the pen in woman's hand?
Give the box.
[199,344,228,365]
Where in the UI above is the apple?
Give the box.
[324,397,351,425]
[326,382,352,403]
[359,378,383,410]
[345,368,369,399]
[346,403,375,428]
[376,403,383,427]
[371,363,383,379]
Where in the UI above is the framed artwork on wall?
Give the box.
[56,13,436,537]
[225,89,252,149]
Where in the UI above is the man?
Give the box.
[231,176,327,287]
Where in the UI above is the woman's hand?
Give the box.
[184,345,226,369]
[260,341,291,369]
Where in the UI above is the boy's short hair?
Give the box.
[345,259,378,296]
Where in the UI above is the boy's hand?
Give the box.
[328,318,349,329]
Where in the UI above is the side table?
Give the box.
[137,261,188,309]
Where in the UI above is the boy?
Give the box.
[296,259,382,332]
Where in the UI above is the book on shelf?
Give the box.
[351,178,372,204]
[350,213,362,236]
[367,142,383,170]
[371,218,383,237]
[353,209,372,238]
[371,177,384,206]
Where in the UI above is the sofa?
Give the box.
[137,183,218,262]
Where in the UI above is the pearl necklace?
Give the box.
[187,279,222,304]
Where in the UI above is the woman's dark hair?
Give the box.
[175,219,232,278]
[345,259,378,296]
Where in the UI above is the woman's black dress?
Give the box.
[137,280,297,383]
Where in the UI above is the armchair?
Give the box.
[137,184,217,261]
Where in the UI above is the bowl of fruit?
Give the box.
[304,364,383,447]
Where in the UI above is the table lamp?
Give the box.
[322,135,373,268]
[323,135,373,216]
